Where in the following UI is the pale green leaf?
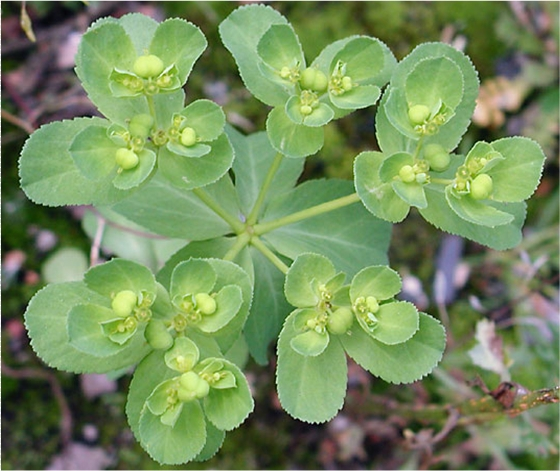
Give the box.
[368,301,419,345]
[354,151,411,222]
[329,84,381,110]
[392,180,428,209]
[445,186,514,227]
[149,18,207,86]
[290,329,330,357]
[139,400,206,465]
[158,133,234,190]
[276,311,347,423]
[84,258,156,298]
[197,285,243,333]
[257,23,304,71]
[284,253,336,308]
[341,312,445,384]
[19,118,131,207]
[113,148,156,190]
[69,124,118,180]
[170,259,217,299]
[266,107,324,158]
[24,282,149,374]
[219,4,290,106]
[285,96,335,127]
[202,360,254,430]
[350,265,402,301]
[488,137,546,202]
[179,99,225,142]
[420,185,526,250]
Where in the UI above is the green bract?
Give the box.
[17,5,547,467]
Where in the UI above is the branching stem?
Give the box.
[246,152,285,226]
[254,192,361,235]
[192,187,245,233]
[250,236,289,274]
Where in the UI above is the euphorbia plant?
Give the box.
[18,5,546,465]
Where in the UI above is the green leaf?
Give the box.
[244,247,292,365]
[329,84,381,110]
[75,20,148,124]
[68,303,143,356]
[204,259,253,352]
[350,265,402,301]
[228,127,304,218]
[284,253,336,308]
[197,285,243,333]
[149,18,207,86]
[420,184,527,250]
[367,301,419,345]
[263,179,391,276]
[405,57,464,110]
[354,151,411,222]
[69,124,118,180]
[113,148,156,190]
[165,337,199,372]
[84,258,156,298]
[179,100,226,142]
[488,137,546,202]
[19,118,131,207]
[193,420,225,462]
[139,400,206,465]
[219,4,290,106]
[257,24,304,72]
[290,328,330,357]
[158,133,234,190]
[170,259,217,300]
[24,282,149,374]
[445,186,514,227]
[202,360,254,431]
[332,37,384,82]
[341,312,445,384]
[276,311,347,423]
[392,180,427,208]
[111,173,239,240]
[381,42,479,153]
[119,12,158,54]
[378,151,414,182]
[166,141,210,158]
[266,107,324,158]
[285,96,335,127]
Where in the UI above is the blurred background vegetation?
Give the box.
[2,1,558,469]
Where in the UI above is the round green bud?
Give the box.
[341,76,353,91]
[408,104,431,125]
[423,143,450,172]
[415,172,428,184]
[115,148,139,170]
[194,378,210,398]
[179,371,200,390]
[133,54,164,79]
[470,173,493,200]
[129,114,154,138]
[194,293,217,315]
[112,290,137,317]
[300,68,328,93]
[144,319,173,350]
[178,371,210,401]
[366,296,379,313]
[399,164,416,183]
[300,104,313,116]
[180,127,197,147]
[280,66,291,79]
[327,307,354,335]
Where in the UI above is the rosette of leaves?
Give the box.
[126,337,254,464]
[19,13,234,205]
[276,253,445,423]
[219,4,396,158]
[355,43,546,250]
[24,258,171,374]
[167,258,253,352]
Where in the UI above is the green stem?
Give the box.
[254,192,361,235]
[246,152,284,226]
[192,188,245,233]
[146,95,158,126]
[223,232,251,262]
[250,236,289,274]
